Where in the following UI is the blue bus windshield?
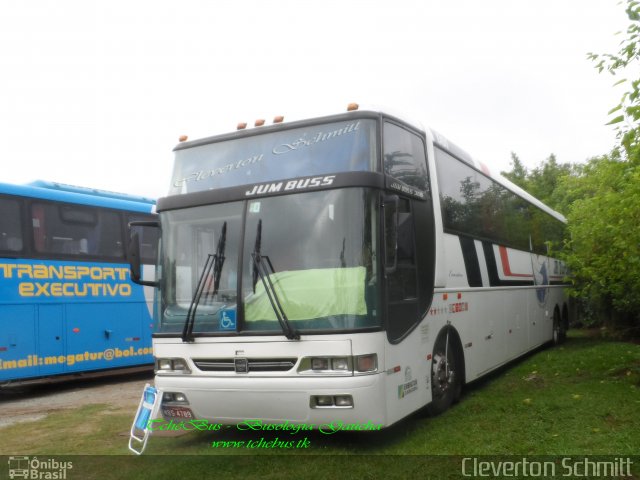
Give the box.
[169,119,378,195]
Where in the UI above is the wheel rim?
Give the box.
[432,350,455,398]
[553,311,561,344]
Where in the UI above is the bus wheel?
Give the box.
[552,308,564,345]
[427,332,460,415]
[561,305,569,343]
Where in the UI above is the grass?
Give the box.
[1,330,639,479]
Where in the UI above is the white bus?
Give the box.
[129,104,571,427]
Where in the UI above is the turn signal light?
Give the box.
[355,354,377,372]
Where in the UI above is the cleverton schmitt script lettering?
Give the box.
[173,154,264,188]
[173,120,361,191]
[272,121,361,155]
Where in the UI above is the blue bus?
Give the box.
[0,181,157,385]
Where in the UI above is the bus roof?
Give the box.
[28,180,156,204]
[0,181,156,214]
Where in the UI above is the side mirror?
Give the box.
[383,195,399,274]
[128,221,160,287]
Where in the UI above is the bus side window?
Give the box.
[31,202,124,260]
[0,197,24,253]
[383,122,429,193]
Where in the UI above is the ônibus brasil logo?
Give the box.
[7,456,73,479]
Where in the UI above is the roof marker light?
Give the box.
[347,103,359,111]
[273,115,284,123]
[178,135,188,142]
[255,119,265,127]
[237,122,248,130]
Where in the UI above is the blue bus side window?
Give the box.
[31,202,124,259]
[0,197,23,253]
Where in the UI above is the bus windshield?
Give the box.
[158,188,380,335]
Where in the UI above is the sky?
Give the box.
[0,0,629,199]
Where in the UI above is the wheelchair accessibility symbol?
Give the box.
[219,309,237,330]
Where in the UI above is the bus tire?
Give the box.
[561,304,569,342]
[427,330,461,416]
[552,307,564,345]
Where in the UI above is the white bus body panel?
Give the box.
[438,232,565,382]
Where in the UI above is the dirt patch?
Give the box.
[0,371,154,428]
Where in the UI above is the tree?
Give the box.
[498,2,640,333]
[501,153,575,214]
[588,0,640,158]
[561,0,640,333]
[501,152,528,188]
[561,155,640,329]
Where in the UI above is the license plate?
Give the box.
[162,406,194,419]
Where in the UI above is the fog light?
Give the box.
[162,392,189,404]
[334,395,353,407]
[162,392,174,402]
[314,395,334,407]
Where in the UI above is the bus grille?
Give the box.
[192,358,298,372]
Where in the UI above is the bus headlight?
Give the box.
[331,357,350,371]
[306,356,352,373]
[299,355,377,375]
[155,358,191,374]
[311,357,330,370]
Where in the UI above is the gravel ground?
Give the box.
[0,370,154,428]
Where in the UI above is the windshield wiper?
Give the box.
[182,222,227,342]
[251,220,299,340]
